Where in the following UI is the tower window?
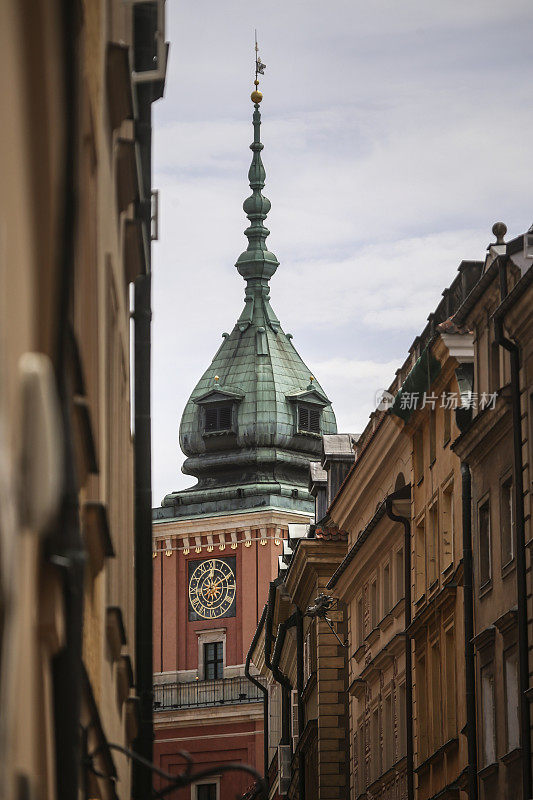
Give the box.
[205,404,232,432]
[298,405,320,433]
[204,641,224,680]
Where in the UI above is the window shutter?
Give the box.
[298,406,309,430]
[205,407,218,431]
[218,405,232,430]
[291,689,299,750]
[309,407,320,433]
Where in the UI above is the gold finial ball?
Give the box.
[254,79,259,86]
[251,89,263,104]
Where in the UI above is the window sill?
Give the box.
[295,429,322,439]
[415,737,458,773]
[416,476,424,487]
[478,761,498,780]
[392,597,405,618]
[365,627,380,646]
[501,746,521,766]
[501,558,516,580]
[379,610,394,631]
[414,593,426,608]
[441,561,454,579]
[479,579,493,599]
[429,458,436,469]
[352,643,367,663]
[443,436,451,449]
[428,579,439,595]
[203,429,235,438]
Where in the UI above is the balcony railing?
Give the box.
[153,675,266,711]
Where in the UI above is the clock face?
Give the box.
[188,556,237,621]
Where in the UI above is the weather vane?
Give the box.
[251,30,266,104]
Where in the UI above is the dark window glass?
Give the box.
[197,784,217,800]
[204,641,223,680]
[501,478,513,566]
[205,404,232,432]
[479,500,491,585]
[298,405,320,433]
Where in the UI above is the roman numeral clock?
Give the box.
[188,556,237,621]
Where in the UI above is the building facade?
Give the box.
[152,86,338,800]
[453,225,533,800]
[0,1,166,799]
[249,223,533,800]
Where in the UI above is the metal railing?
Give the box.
[153,675,266,711]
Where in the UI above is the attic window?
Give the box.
[205,404,232,432]
[298,405,320,434]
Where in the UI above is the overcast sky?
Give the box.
[151,0,533,506]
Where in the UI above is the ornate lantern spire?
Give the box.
[235,36,280,332]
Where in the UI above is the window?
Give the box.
[371,707,380,780]
[417,654,428,760]
[356,719,365,794]
[383,563,391,616]
[384,693,393,770]
[398,682,407,757]
[442,485,454,572]
[479,500,491,586]
[501,477,514,567]
[303,624,316,683]
[357,595,364,646]
[443,397,451,444]
[205,404,232,432]
[429,410,436,464]
[196,784,217,800]
[415,517,426,599]
[490,341,501,393]
[431,640,442,749]
[268,683,281,760]
[396,548,404,603]
[371,579,379,630]
[445,627,456,738]
[414,429,424,482]
[481,664,496,765]
[298,405,320,433]
[504,649,520,752]
[204,642,223,680]
[428,501,439,586]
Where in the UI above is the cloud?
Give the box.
[151,0,533,503]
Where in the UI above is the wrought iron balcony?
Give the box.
[153,675,266,711]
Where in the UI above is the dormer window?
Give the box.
[205,404,233,432]
[298,405,320,434]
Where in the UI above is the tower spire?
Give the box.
[235,35,280,332]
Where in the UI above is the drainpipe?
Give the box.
[461,462,478,800]
[385,486,414,800]
[245,605,269,780]
[494,258,532,800]
[295,608,305,800]
[271,614,295,746]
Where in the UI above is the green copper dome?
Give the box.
[158,102,337,519]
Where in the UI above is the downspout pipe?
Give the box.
[460,462,478,800]
[385,485,414,800]
[271,613,296,747]
[245,605,269,781]
[494,257,532,800]
[295,608,305,800]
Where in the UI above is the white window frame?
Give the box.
[191,776,220,800]
[196,628,226,680]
